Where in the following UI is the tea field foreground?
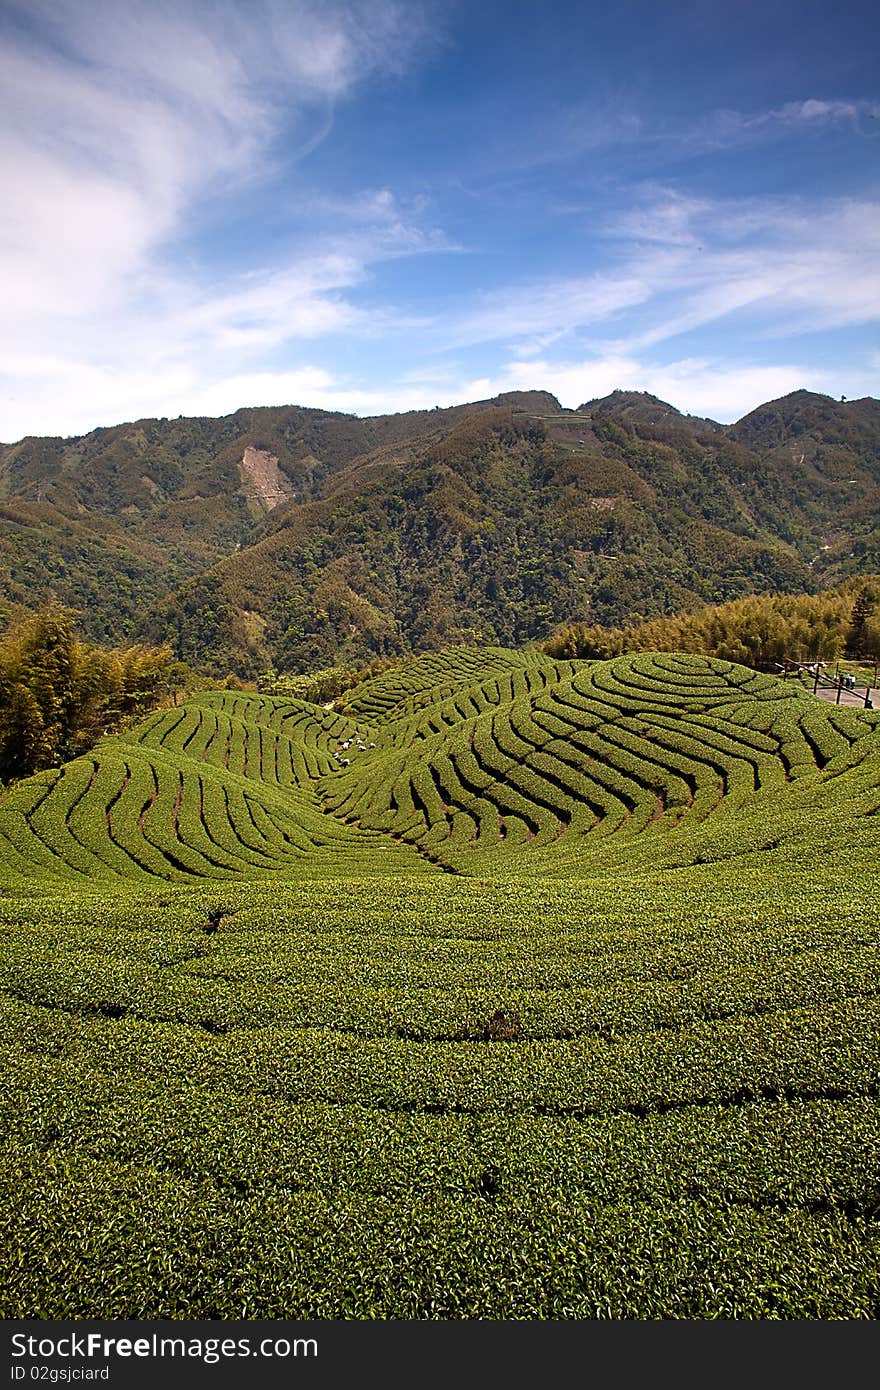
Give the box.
[1,649,879,1318]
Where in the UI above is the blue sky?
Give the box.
[1,0,878,440]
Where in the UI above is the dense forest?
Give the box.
[542,577,880,670]
[0,608,179,783]
[2,388,879,676]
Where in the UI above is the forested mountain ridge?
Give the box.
[0,392,556,643]
[2,388,879,675]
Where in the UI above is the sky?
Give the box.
[1,0,878,441]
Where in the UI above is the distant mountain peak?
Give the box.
[733,388,838,423]
[584,389,680,411]
[728,388,880,449]
[486,389,563,412]
[577,390,687,424]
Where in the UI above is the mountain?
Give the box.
[577,388,721,435]
[0,392,558,645]
[1,388,879,675]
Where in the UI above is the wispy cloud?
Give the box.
[0,0,440,438]
[438,189,880,361]
[471,92,880,186]
[447,274,651,354]
[466,356,828,424]
[176,354,867,427]
[400,184,880,422]
[609,191,880,346]
[704,96,880,146]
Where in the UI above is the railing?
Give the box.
[774,660,876,709]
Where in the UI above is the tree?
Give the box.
[0,606,174,783]
[847,587,877,659]
[0,678,46,783]
[0,606,78,778]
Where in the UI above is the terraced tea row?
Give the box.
[1,647,878,883]
[321,651,880,873]
[0,743,426,884]
[336,647,561,721]
[132,695,374,788]
[2,649,879,1317]
[2,877,878,1318]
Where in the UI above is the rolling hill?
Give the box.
[2,388,879,673]
[2,647,877,884]
[1,648,879,1318]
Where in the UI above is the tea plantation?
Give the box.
[1,649,879,1318]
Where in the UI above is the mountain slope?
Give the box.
[140,399,827,673]
[2,389,879,671]
[0,392,558,644]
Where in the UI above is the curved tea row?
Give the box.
[0,649,878,882]
[321,651,880,872]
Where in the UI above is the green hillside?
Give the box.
[3,388,880,669]
[0,392,556,646]
[1,648,879,1318]
[3,647,878,883]
[0,691,429,884]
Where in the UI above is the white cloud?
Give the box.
[432,186,880,421]
[614,194,880,347]
[436,190,880,364]
[0,0,438,439]
[0,359,467,439]
[0,231,430,440]
[484,93,880,183]
[376,355,868,425]
[710,96,880,143]
[482,356,822,423]
[7,338,871,441]
[447,275,651,353]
